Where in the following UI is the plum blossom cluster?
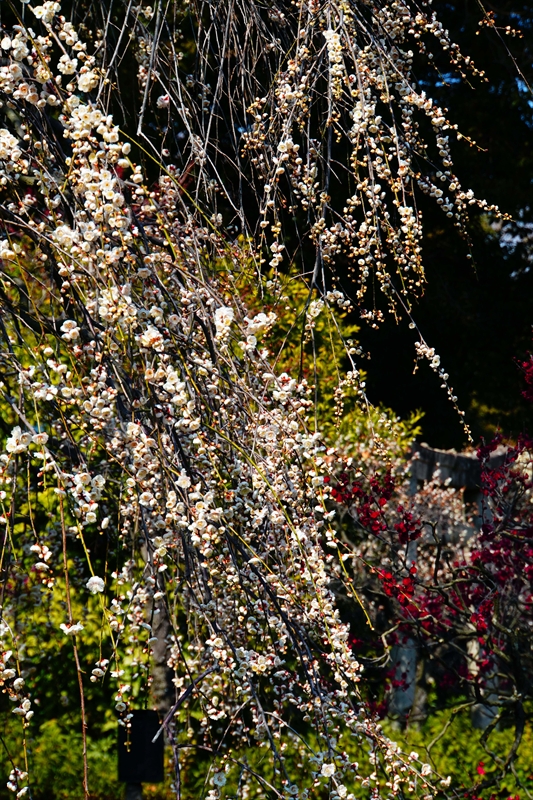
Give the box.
[0,222,440,795]
[0,631,34,795]
[82,0,507,358]
[0,6,444,799]
[414,338,471,440]
[227,1,504,317]
[0,0,508,797]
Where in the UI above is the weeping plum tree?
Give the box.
[0,0,523,798]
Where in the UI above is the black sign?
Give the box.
[118,710,165,784]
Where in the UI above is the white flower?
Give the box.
[156,94,170,109]
[77,70,99,93]
[32,432,49,446]
[60,622,84,636]
[0,129,21,162]
[12,36,30,59]
[60,319,80,341]
[176,471,191,489]
[0,240,16,260]
[59,22,78,46]
[2,669,16,680]
[308,299,324,319]
[6,427,32,454]
[139,325,164,350]
[214,306,234,339]
[57,54,78,75]
[323,29,344,77]
[86,576,105,594]
[32,2,60,24]
[212,772,226,787]
[244,311,275,335]
[7,771,26,796]
[321,763,336,778]
[139,491,154,507]
[52,225,79,249]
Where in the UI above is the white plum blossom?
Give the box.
[139,325,164,350]
[0,129,21,162]
[6,768,28,795]
[139,491,154,507]
[77,70,99,93]
[52,225,80,249]
[6,427,32,454]
[214,306,234,339]
[60,319,80,341]
[176,471,191,489]
[31,2,61,24]
[323,29,342,61]
[244,312,276,335]
[86,576,105,594]
[0,240,16,260]
[60,622,84,636]
[308,299,324,319]
[57,54,78,74]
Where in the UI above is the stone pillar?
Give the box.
[388,639,418,720]
[406,443,506,729]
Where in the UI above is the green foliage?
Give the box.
[0,719,119,800]
[383,706,533,798]
[7,710,530,800]
[0,718,183,799]
[240,267,422,464]
[29,722,120,800]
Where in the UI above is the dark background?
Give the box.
[357,0,533,449]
